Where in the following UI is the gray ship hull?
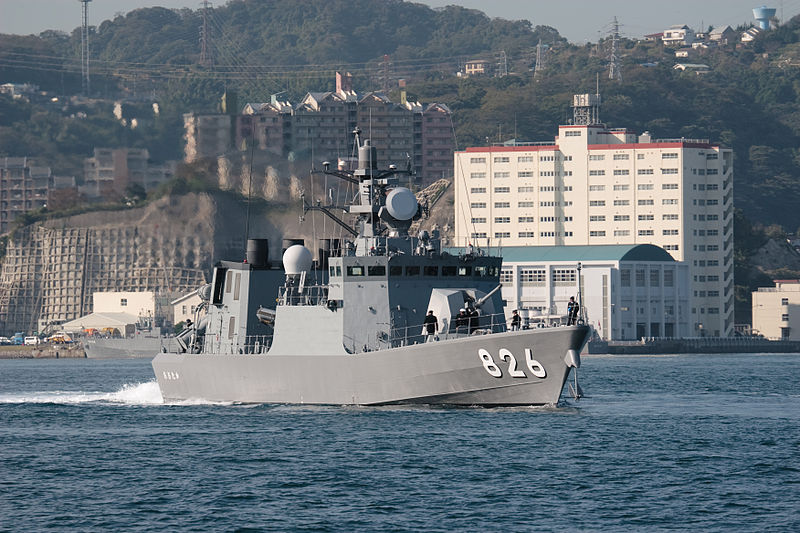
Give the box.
[152,325,589,406]
[84,336,171,359]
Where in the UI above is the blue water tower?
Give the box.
[753,5,776,30]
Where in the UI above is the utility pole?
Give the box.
[79,0,92,96]
[199,1,213,67]
[608,16,622,81]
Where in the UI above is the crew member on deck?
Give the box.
[424,310,438,342]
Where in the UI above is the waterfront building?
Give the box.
[0,157,75,235]
[454,94,734,336]
[752,280,800,340]
[496,244,690,341]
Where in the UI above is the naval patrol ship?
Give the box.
[152,132,590,405]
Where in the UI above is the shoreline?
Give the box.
[0,344,86,359]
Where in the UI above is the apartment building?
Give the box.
[83,148,175,200]
[0,157,77,235]
[454,94,734,336]
[187,73,454,184]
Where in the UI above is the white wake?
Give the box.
[0,381,164,405]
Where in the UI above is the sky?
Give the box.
[1,0,798,43]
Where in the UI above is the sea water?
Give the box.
[0,354,798,532]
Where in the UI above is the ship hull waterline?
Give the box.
[152,325,590,406]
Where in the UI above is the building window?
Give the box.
[638,199,654,206]
[470,202,486,208]
[494,187,510,193]
[520,269,546,285]
[518,231,536,238]
[469,157,486,164]
[637,184,654,190]
[613,154,630,160]
[494,202,510,208]
[650,270,660,287]
[494,171,510,178]
[493,157,510,163]
[589,185,605,191]
[614,200,630,206]
[663,229,679,235]
[470,187,486,194]
[664,270,674,287]
[500,268,513,283]
[494,217,511,223]
[621,269,631,286]
[782,298,789,305]
[590,215,606,222]
[589,154,605,161]
[590,231,606,237]
[552,269,576,284]
[614,230,630,236]
[518,187,535,193]
[518,156,534,162]
[637,169,654,175]
[120,298,128,307]
[470,232,487,239]
[614,215,630,221]
[589,170,605,176]
[663,214,679,220]
[639,229,654,236]
[564,130,581,137]
[518,171,534,178]
[589,200,605,206]
[494,232,510,238]
[470,172,486,179]
[662,153,678,159]
[518,216,536,223]
[636,269,645,287]
[613,169,630,175]
[518,201,534,208]
[662,168,679,174]
[613,184,629,191]
[471,217,486,223]
[663,183,679,189]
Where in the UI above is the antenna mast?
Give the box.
[79,0,92,96]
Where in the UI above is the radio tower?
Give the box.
[79,0,92,95]
[608,16,622,81]
[199,1,213,67]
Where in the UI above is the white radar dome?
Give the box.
[282,245,313,275]
[385,187,418,220]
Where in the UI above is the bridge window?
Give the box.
[367,265,386,276]
[458,266,472,276]
[424,266,439,276]
[442,265,457,276]
[346,266,364,277]
[474,266,488,277]
[405,266,420,276]
[389,265,402,276]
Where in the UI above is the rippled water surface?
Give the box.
[1,354,798,531]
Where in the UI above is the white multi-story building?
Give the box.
[495,244,690,341]
[454,94,734,337]
[752,280,800,340]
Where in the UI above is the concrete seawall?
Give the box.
[0,344,86,359]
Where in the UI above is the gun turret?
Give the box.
[474,284,502,309]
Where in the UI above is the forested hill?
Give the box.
[3,0,800,232]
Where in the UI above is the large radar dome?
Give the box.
[385,187,418,220]
[282,245,313,274]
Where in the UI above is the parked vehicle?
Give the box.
[47,332,74,344]
[12,333,25,345]
[0,336,11,345]
[24,336,40,346]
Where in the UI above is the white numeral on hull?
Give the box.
[162,371,180,381]
[479,348,546,379]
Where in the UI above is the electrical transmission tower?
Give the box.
[608,16,622,81]
[534,39,545,80]
[79,0,92,95]
[199,1,213,67]
[497,50,508,77]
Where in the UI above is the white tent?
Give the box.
[60,312,139,335]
